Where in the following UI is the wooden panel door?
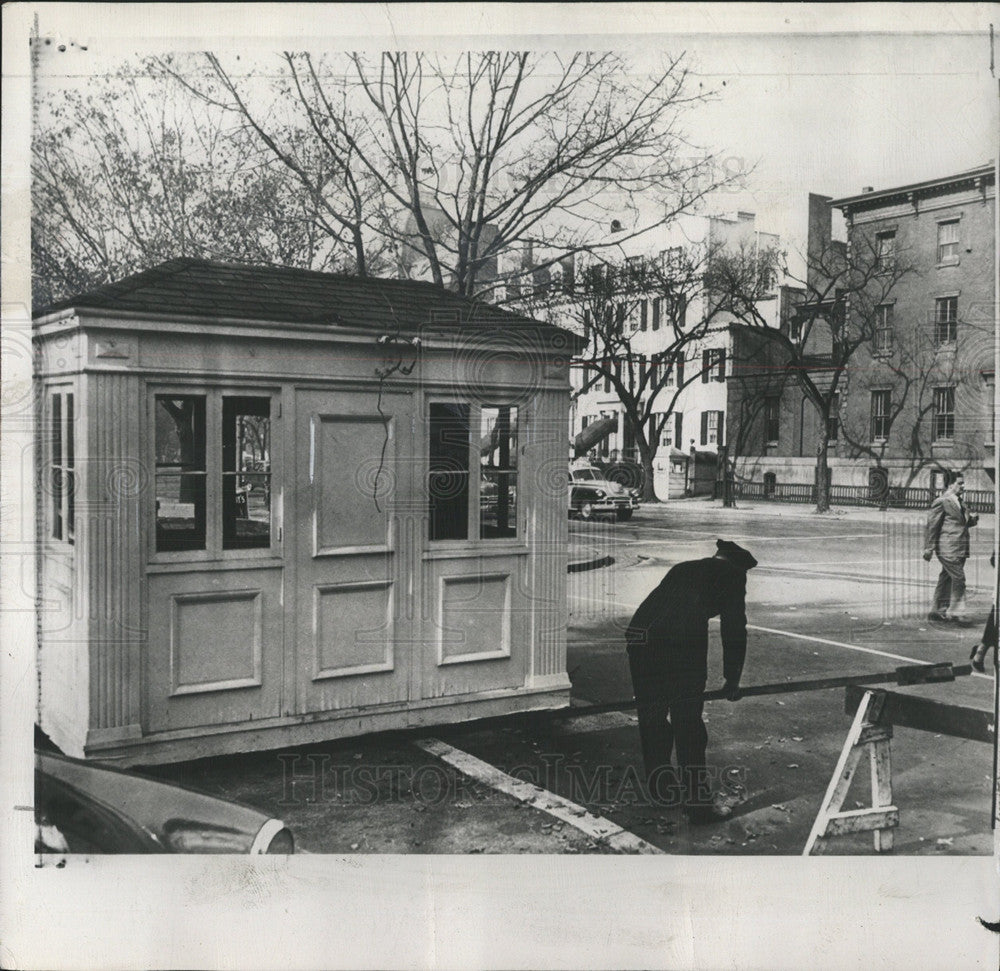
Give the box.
[293,389,415,715]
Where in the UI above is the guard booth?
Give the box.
[34,258,583,765]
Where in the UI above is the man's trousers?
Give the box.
[626,642,712,807]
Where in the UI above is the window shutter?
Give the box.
[677,356,685,386]
[702,350,711,383]
[675,412,683,447]
[718,411,725,446]
[717,348,727,381]
[700,411,708,446]
[640,300,648,331]
[652,298,661,331]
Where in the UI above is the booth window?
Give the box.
[49,390,75,544]
[222,397,271,549]
[155,393,272,553]
[428,403,471,540]
[428,402,519,541]
[480,406,518,539]
[155,395,207,551]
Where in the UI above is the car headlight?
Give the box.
[595,490,606,499]
[164,822,251,853]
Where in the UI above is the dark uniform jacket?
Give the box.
[625,557,748,688]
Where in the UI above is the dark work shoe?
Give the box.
[927,611,948,622]
[684,804,733,826]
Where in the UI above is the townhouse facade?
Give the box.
[730,165,996,495]
[566,211,782,499]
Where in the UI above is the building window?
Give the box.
[932,386,955,442]
[873,304,894,355]
[658,413,672,447]
[664,355,685,388]
[933,296,957,345]
[937,219,960,263]
[702,348,726,383]
[701,410,724,446]
[789,313,803,343]
[875,231,896,272]
[983,372,996,444]
[48,390,76,544]
[764,396,780,445]
[828,392,840,442]
[479,405,518,540]
[870,390,891,442]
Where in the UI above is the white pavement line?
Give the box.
[567,592,993,684]
[413,737,662,855]
[746,624,994,681]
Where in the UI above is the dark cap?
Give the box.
[715,539,758,571]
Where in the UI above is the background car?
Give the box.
[568,465,641,521]
[35,748,294,854]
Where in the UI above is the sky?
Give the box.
[25,4,997,278]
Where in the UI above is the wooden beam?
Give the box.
[825,807,899,836]
[844,686,994,743]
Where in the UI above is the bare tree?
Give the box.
[155,51,730,298]
[32,64,346,307]
[523,242,783,501]
[837,302,992,490]
[719,236,914,512]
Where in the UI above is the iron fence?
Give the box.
[727,480,995,514]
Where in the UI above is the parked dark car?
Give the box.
[35,749,294,854]
[568,465,640,521]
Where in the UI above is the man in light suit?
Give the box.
[923,471,979,623]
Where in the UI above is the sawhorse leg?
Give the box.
[803,690,898,856]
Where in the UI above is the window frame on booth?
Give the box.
[147,384,281,564]
[426,399,523,546]
[45,385,77,547]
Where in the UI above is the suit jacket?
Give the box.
[625,557,747,685]
[924,492,977,560]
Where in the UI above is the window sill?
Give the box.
[936,260,960,269]
[423,543,529,560]
[148,552,283,573]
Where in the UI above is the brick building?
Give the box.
[729,165,996,496]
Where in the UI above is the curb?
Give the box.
[568,554,616,573]
[413,737,662,854]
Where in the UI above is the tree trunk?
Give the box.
[815,441,831,513]
[635,436,659,503]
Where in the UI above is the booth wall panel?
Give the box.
[526,388,570,681]
[89,372,145,731]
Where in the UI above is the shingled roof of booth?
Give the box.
[35,257,585,348]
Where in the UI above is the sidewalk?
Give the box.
[635,495,996,526]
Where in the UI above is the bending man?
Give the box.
[625,539,758,825]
